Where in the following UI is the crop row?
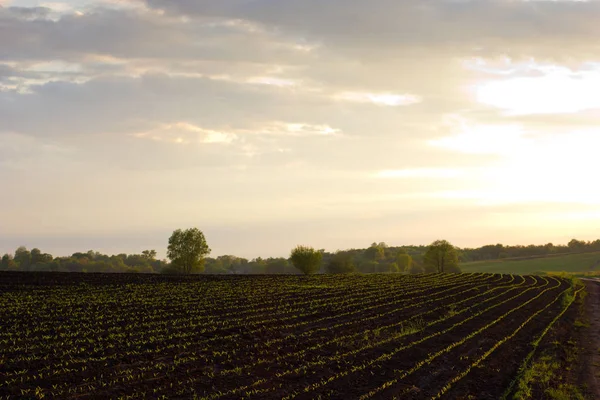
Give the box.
[0,272,578,399]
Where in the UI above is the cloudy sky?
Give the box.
[1,0,600,259]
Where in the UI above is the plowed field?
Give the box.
[0,272,583,399]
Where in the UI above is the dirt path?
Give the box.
[582,279,600,398]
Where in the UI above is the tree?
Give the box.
[14,246,31,270]
[142,250,157,260]
[568,239,586,253]
[408,263,424,274]
[290,245,322,275]
[204,258,227,274]
[218,255,245,274]
[167,228,211,274]
[326,252,356,274]
[245,257,265,274]
[396,253,412,272]
[30,248,52,270]
[1,254,17,270]
[30,248,42,264]
[358,260,380,273]
[424,240,460,273]
[388,262,400,273]
[48,259,62,272]
[365,242,386,262]
[265,258,289,274]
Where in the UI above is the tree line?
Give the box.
[2,228,598,275]
[460,239,600,261]
[163,229,461,275]
[0,248,168,273]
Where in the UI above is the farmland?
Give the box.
[460,251,600,275]
[0,272,585,399]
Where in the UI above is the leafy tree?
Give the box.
[204,258,226,274]
[0,254,8,270]
[265,258,289,274]
[423,262,438,273]
[396,253,412,272]
[31,248,43,264]
[245,257,266,274]
[167,228,211,274]
[568,239,586,253]
[14,246,31,270]
[365,242,386,262]
[358,260,380,273]
[290,245,322,275]
[218,255,246,274]
[48,259,61,272]
[388,262,400,273]
[408,263,425,274]
[424,240,460,273]
[141,250,157,260]
[1,254,17,270]
[125,254,150,268]
[2,246,166,273]
[326,252,356,274]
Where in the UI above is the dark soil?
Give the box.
[582,279,600,398]
[0,272,578,399]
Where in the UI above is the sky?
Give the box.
[1,0,600,259]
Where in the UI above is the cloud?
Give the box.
[146,0,600,61]
[253,122,341,137]
[2,0,600,257]
[333,92,421,107]
[0,63,39,82]
[0,131,75,170]
[130,120,340,146]
[2,6,51,19]
[132,122,238,145]
[0,5,311,65]
[375,168,464,179]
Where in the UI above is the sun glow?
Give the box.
[430,113,600,206]
[484,130,600,204]
[476,64,600,115]
[429,122,527,155]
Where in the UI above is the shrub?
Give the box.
[290,245,323,275]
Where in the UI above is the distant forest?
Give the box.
[1,238,598,275]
